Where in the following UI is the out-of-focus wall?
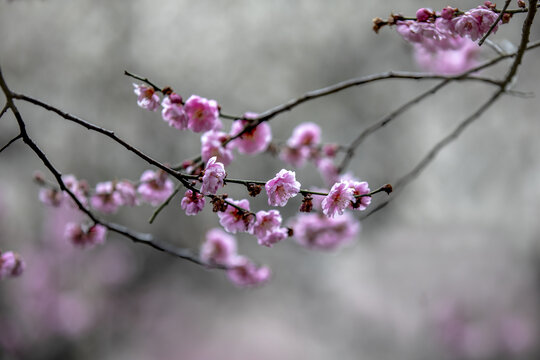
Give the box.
[1,1,540,359]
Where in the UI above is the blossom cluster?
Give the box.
[394,4,503,74]
[279,122,341,186]
[200,228,270,287]
[133,85,272,168]
[33,80,381,288]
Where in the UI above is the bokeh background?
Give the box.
[1,0,540,359]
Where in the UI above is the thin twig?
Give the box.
[0,134,22,153]
[149,183,182,224]
[0,103,9,120]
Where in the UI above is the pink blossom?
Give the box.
[227,256,271,287]
[0,251,25,279]
[200,156,226,195]
[416,8,433,22]
[133,83,160,111]
[453,14,482,41]
[229,112,272,155]
[161,93,188,130]
[217,198,251,233]
[396,20,428,43]
[287,122,321,148]
[64,223,107,249]
[292,213,360,251]
[137,170,174,206]
[258,227,288,247]
[316,157,339,186]
[441,6,456,20]
[201,130,234,166]
[265,169,301,207]
[414,37,479,75]
[279,145,311,168]
[39,188,63,207]
[322,181,354,217]
[250,210,282,241]
[470,7,499,35]
[184,95,221,133]
[347,180,371,211]
[90,181,123,214]
[181,189,206,215]
[62,174,89,208]
[115,180,138,206]
[200,228,237,265]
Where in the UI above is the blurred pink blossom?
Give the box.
[200,228,237,265]
[0,251,25,279]
[64,223,107,249]
[229,112,272,155]
[292,213,360,251]
[201,130,234,166]
[227,256,271,287]
[137,170,174,206]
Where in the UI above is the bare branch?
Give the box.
[0,134,22,153]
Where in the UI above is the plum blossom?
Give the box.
[258,227,288,247]
[133,83,160,111]
[347,180,371,211]
[39,188,63,207]
[414,37,480,75]
[0,251,25,279]
[161,93,188,130]
[279,145,311,168]
[64,223,107,249]
[62,174,89,208]
[317,157,339,186]
[453,14,482,41]
[322,181,354,217]
[217,198,252,233]
[200,228,237,265]
[287,122,321,148]
[181,189,206,216]
[200,156,226,195]
[229,112,272,155]
[184,95,221,133]
[115,180,138,206]
[227,256,271,287]
[137,170,174,206]
[292,213,360,251]
[201,130,234,166]
[250,210,287,247]
[265,169,301,207]
[90,181,123,214]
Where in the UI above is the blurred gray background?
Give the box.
[1,0,540,359]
